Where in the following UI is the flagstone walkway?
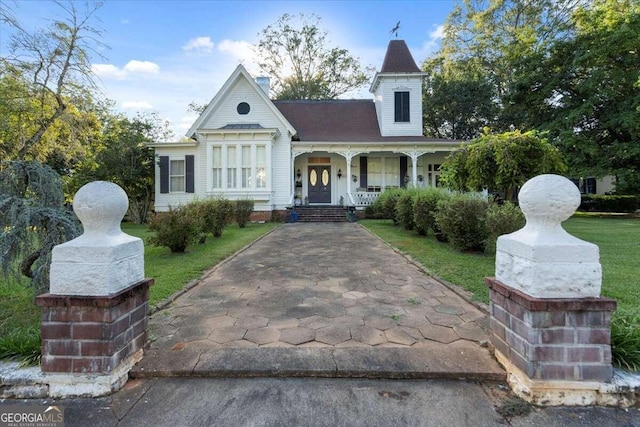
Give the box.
[148,223,491,352]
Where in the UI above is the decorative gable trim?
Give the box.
[370,72,427,93]
[185,65,296,139]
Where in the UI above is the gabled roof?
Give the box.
[380,40,421,73]
[185,65,296,139]
[273,100,456,144]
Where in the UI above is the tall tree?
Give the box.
[1,0,105,161]
[425,0,580,131]
[531,0,640,193]
[256,13,373,100]
[0,1,105,290]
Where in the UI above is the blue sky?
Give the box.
[3,0,458,138]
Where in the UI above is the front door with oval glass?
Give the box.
[307,166,331,203]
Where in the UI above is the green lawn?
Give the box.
[361,216,639,311]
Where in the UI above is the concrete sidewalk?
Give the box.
[136,223,502,379]
[4,377,639,426]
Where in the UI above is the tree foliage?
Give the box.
[0,1,104,291]
[440,129,566,200]
[422,59,497,139]
[1,1,105,162]
[528,0,640,193]
[71,113,167,224]
[435,0,578,115]
[256,13,373,100]
[0,161,81,292]
[425,0,639,193]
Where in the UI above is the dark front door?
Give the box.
[308,166,331,203]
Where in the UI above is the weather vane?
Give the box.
[390,21,401,38]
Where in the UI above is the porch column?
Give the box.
[291,151,295,200]
[330,148,363,205]
[410,154,418,186]
[399,147,432,187]
[346,160,352,197]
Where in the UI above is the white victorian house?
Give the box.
[150,40,463,219]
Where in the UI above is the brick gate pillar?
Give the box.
[486,174,618,406]
[35,181,152,397]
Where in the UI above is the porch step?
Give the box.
[294,206,347,222]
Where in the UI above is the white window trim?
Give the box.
[169,157,186,193]
[206,141,271,192]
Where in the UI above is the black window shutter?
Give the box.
[394,92,402,122]
[400,156,408,188]
[360,156,368,188]
[159,156,169,194]
[185,155,195,193]
[402,92,410,122]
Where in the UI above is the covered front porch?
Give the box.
[291,145,453,208]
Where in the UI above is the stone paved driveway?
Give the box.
[148,223,489,350]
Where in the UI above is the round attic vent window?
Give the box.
[237,102,250,115]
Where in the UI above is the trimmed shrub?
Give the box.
[611,308,640,372]
[396,189,419,230]
[413,187,452,237]
[234,198,255,228]
[148,207,201,253]
[436,194,489,252]
[484,201,525,253]
[364,205,378,219]
[579,195,640,213]
[205,198,234,237]
[371,188,404,224]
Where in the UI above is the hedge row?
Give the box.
[579,195,640,213]
[149,198,254,252]
[367,187,524,253]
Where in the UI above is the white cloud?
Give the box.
[92,63,127,79]
[92,60,160,80]
[122,100,154,110]
[183,36,215,52]
[218,39,257,70]
[124,60,160,74]
[420,24,447,58]
[430,24,445,41]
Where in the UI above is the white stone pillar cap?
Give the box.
[49,181,144,296]
[495,174,601,298]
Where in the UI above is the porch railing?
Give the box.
[350,191,380,207]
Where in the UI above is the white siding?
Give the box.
[153,145,200,211]
[373,75,423,137]
[202,78,283,130]
[156,76,293,212]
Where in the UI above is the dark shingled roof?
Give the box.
[380,40,421,73]
[273,100,448,143]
